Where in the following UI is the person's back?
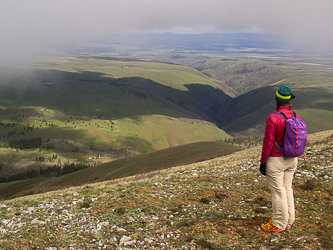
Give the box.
[260,85,299,232]
[261,105,301,162]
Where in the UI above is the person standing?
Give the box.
[260,85,299,232]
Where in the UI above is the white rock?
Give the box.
[31,218,46,225]
[120,236,131,246]
[99,221,109,227]
[2,219,11,226]
[144,238,154,243]
[124,240,136,246]
[117,227,126,232]
[127,217,135,223]
[26,207,36,214]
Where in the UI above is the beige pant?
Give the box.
[266,157,298,230]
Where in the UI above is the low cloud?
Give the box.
[1,0,333,64]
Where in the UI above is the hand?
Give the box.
[260,162,266,176]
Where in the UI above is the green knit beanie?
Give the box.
[275,85,296,103]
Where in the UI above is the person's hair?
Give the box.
[276,101,292,109]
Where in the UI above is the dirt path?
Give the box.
[270,79,286,85]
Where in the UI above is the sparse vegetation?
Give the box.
[0,130,332,249]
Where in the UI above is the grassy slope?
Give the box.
[0,141,240,199]
[41,56,223,91]
[210,59,333,137]
[1,56,332,152]
[0,57,232,152]
[0,130,332,249]
[221,85,333,138]
[188,58,282,94]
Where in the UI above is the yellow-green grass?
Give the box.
[0,140,240,199]
[0,97,230,152]
[39,56,223,91]
[0,149,33,160]
[73,115,231,152]
[0,59,233,153]
[0,88,230,152]
[2,56,332,155]
[188,58,283,94]
[211,79,238,98]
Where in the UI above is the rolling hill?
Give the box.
[185,57,333,137]
[0,141,240,200]
[0,130,332,249]
[0,55,332,177]
[188,58,282,95]
[0,55,332,158]
[0,57,233,153]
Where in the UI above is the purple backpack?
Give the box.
[274,112,307,159]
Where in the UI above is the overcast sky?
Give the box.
[1,0,333,63]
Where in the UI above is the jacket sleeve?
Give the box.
[260,115,276,163]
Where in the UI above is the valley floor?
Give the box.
[0,130,333,249]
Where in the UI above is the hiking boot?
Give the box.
[261,220,284,232]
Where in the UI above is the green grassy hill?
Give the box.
[188,58,282,95]
[193,58,333,137]
[1,55,332,154]
[41,56,223,91]
[217,84,333,138]
[0,57,233,153]
[0,141,240,199]
[0,130,332,249]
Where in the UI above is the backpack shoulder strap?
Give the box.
[274,140,287,160]
[275,112,288,120]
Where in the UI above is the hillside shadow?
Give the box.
[0,68,234,153]
[2,67,332,141]
[6,68,233,124]
[218,84,333,136]
[184,83,232,114]
[200,85,275,131]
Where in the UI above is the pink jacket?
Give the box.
[260,106,300,163]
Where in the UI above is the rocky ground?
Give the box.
[0,130,332,249]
